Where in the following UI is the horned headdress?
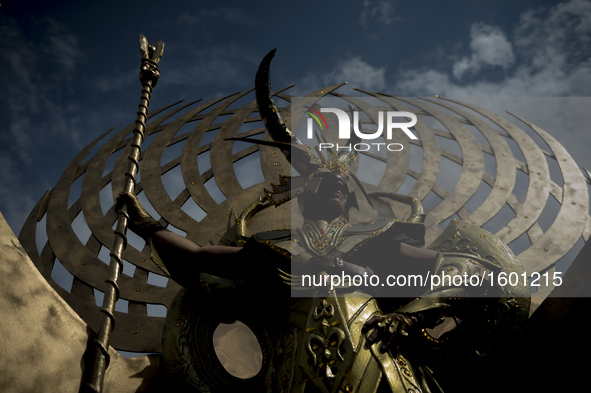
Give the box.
[229,49,377,212]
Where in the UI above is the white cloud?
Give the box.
[359,0,396,27]
[295,57,386,94]
[299,0,591,98]
[453,23,515,79]
[45,18,84,73]
[394,0,591,97]
[389,0,591,171]
[328,57,386,91]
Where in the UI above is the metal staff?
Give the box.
[82,34,164,393]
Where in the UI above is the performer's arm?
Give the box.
[149,229,256,282]
[400,242,437,263]
[118,192,258,286]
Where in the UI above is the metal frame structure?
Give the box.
[18,85,591,358]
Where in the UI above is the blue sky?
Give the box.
[1,0,591,234]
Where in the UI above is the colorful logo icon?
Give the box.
[304,106,328,130]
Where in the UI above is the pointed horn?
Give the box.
[255,49,301,145]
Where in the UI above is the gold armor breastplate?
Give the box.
[267,294,424,393]
[261,217,426,393]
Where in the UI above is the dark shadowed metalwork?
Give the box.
[18,83,590,359]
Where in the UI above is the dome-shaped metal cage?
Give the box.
[18,85,591,353]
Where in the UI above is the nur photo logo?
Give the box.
[302,101,419,152]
